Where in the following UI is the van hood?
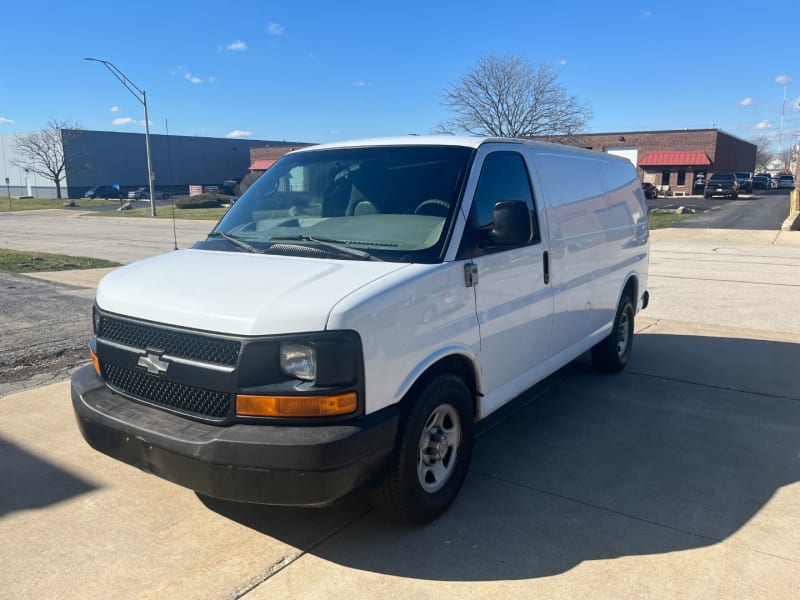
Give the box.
[95,249,409,335]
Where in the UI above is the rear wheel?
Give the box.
[372,374,473,524]
[591,294,634,373]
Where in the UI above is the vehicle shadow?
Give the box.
[199,332,800,581]
[0,435,97,517]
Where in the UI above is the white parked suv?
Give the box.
[72,136,650,523]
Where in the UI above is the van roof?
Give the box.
[293,135,610,158]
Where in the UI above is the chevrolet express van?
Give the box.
[72,136,649,523]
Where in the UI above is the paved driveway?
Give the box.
[0,210,212,264]
[1,221,799,598]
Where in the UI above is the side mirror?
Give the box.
[488,200,533,246]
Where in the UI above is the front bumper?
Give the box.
[71,365,399,506]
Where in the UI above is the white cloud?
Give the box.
[739,97,756,107]
[112,117,135,126]
[792,96,800,111]
[353,80,367,87]
[226,40,247,51]
[775,74,791,85]
[267,22,285,36]
[109,105,120,113]
[226,130,253,138]
[558,59,567,66]
[186,72,214,84]
[754,120,774,130]
[640,10,653,19]
[0,117,14,125]
[173,66,213,84]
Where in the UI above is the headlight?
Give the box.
[93,306,102,335]
[280,343,316,381]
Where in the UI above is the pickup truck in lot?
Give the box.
[734,172,753,193]
[704,173,739,199]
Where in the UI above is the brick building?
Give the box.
[249,144,315,172]
[550,129,756,195]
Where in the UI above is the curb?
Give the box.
[781,211,800,231]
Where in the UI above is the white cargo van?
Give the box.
[72,136,649,523]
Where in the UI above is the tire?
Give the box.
[162,193,170,200]
[591,294,634,373]
[372,374,473,524]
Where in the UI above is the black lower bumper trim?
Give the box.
[71,365,398,506]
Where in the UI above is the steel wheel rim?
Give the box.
[616,310,630,358]
[417,403,462,493]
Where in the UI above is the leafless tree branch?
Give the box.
[435,54,591,143]
[11,119,88,198]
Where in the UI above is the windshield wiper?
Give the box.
[268,235,382,262]
[207,231,261,254]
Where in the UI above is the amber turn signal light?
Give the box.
[90,347,101,377]
[236,392,357,417]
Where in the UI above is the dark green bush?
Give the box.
[175,194,222,209]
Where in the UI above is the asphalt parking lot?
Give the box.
[1,212,800,598]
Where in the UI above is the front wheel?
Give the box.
[591,294,634,373]
[372,374,473,524]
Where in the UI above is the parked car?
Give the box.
[85,185,123,200]
[641,182,658,199]
[127,187,171,200]
[734,172,753,193]
[704,173,739,199]
[222,179,239,195]
[752,174,771,190]
[71,136,650,524]
[693,176,707,195]
[777,174,796,189]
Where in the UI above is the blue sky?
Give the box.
[1,0,798,150]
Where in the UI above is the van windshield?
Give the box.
[207,145,473,263]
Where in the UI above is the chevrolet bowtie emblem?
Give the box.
[137,352,170,375]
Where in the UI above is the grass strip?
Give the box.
[0,248,121,273]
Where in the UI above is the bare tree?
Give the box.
[753,136,773,172]
[436,54,591,141]
[11,120,88,199]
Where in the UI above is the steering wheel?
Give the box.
[414,199,450,216]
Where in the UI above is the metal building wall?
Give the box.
[61,130,309,198]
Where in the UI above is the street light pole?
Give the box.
[84,57,156,216]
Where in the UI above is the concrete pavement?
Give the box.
[0,209,212,265]
[2,225,800,598]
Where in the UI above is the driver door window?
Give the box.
[460,151,540,256]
